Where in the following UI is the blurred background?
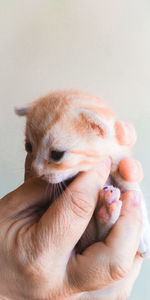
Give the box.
[0,0,150,298]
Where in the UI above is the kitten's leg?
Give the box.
[95,186,122,241]
[112,157,150,258]
[77,185,122,252]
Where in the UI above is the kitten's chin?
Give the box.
[41,171,79,185]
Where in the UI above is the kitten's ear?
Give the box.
[79,109,113,138]
[14,103,31,116]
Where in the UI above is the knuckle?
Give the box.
[109,260,130,282]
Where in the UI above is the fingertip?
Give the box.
[119,158,144,182]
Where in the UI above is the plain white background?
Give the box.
[0,0,150,298]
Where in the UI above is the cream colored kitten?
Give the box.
[15,90,150,257]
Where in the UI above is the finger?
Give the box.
[79,255,143,300]
[112,254,143,300]
[106,191,142,264]
[67,190,142,292]
[118,158,143,182]
[36,157,111,256]
[99,254,143,300]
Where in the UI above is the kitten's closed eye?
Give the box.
[25,142,32,153]
[51,150,65,162]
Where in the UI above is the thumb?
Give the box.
[37,157,111,256]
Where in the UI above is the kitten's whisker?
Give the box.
[57,182,63,197]
[55,183,60,200]
[44,182,52,200]
[61,181,76,205]
[62,181,74,199]
[53,184,56,202]
[58,182,64,195]
[57,182,67,203]
[60,185,69,204]
[53,184,59,201]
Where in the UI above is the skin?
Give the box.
[118,158,143,182]
[0,156,143,300]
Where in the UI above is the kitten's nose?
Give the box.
[31,161,44,177]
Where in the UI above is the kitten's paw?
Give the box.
[96,186,122,225]
[138,226,150,258]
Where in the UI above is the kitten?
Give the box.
[15,90,150,257]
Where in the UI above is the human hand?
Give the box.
[0,157,109,299]
[71,190,143,300]
[0,157,142,300]
[25,154,143,300]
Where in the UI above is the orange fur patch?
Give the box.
[115,120,137,146]
[23,90,137,186]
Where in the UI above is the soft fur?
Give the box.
[16,89,150,257]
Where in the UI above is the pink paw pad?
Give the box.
[96,186,122,224]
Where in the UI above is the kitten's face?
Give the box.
[17,91,114,184]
